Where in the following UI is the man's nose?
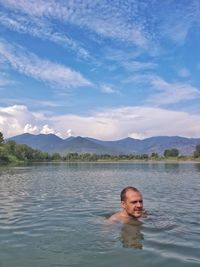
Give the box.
[136,201,142,207]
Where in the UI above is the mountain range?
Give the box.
[7,133,200,156]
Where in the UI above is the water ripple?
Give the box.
[0,162,200,267]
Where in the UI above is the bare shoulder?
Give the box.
[108,211,125,222]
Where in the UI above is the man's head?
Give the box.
[120,186,143,218]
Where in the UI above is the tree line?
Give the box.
[0,132,50,163]
[0,132,200,164]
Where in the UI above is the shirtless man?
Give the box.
[109,186,144,223]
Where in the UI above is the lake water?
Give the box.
[0,162,200,267]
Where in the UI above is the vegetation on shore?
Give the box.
[0,132,200,164]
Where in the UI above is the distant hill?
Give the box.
[7,133,200,156]
[8,133,64,153]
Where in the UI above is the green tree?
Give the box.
[193,144,200,158]
[0,146,9,162]
[65,153,79,161]
[140,154,149,160]
[151,152,159,158]
[164,148,179,157]
[164,149,170,157]
[5,140,17,154]
[0,132,4,145]
[51,153,62,161]
[170,148,179,157]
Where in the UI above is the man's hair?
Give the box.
[120,186,140,201]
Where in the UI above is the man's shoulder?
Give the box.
[108,211,125,222]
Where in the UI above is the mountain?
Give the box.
[7,133,63,153]
[7,134,200,155]
[60,136,119,155]
[87,136,200,155]
[86,137,141,154]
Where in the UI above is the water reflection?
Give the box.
[195,163,200,172]
[119,221,144,249]
[164,163,180,173]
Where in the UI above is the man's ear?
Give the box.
[121,201,125,209]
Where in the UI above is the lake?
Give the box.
[0,162,200,267]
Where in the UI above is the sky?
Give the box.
[0,0,200,140]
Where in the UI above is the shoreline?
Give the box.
[1,158,200,167]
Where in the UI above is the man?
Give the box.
[109,186,144,223]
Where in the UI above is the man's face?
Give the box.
[121,190,143,218]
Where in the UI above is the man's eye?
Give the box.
[131,200,143,204]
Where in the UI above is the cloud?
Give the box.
[148,76,200,105]
[0,72,13,87]
[0,97,65,110]
[0,0,148,48]
[100,84,119,94]
[122,61,157,72]
[0,105,38,137]
[40,124,55,134]
[177,68,191,78]
[0,11,90,59]
[1,104,200,140]
[151,0,200,45]
[24,123,38,134]
[1,0,199,51]
[0,105,60,137]
[104,48,141,63]
[0,40,92,91]
[126,74,200,106]
[66,129,74,137]
[51,106,200,140]
[38,106,200,140]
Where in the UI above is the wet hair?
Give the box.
[120,186,140,202]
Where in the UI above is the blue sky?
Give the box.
[0,0,200,140]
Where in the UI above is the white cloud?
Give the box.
[149,77,200,105]
[123,61,157,72]
[153,0,200,45]
[66,129,75,137]
[1,104,200,140]
[40,124,55,134]
[126,74,200,106]
[161,21,190,44]
[0,105,38,137]
[0,40,92,91]
[104,48,141,63]
[0,0,148,48]
[30,100,61,108]
[100,84,119,94]
[24,123,38,134]
[50,106,200,140]
[0,105,62,137]
[40,124,62,137]
[0,72,13,87]
[0,0,54,17]
[0,97,65,109]
[177,68,191,78]
[128,132,146,140]
[0,11,90,59]
[1,0,199,51]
